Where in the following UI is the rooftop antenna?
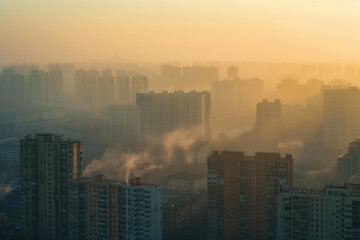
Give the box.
[33,129,37,136]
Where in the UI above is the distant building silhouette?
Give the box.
[49,70,63,99]
[136,90,211,142]
[115,74,131,105]
[227,66,238,80]
[0,68,25,107]
[182,66,218,90]
[99,69,115,106]
[28,70,50,107]
[107,105,141,146]
[75,69,100,104]
[161,64,182,89]
[256,99,282,139]
[323,87,360,149]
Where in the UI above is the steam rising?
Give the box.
[84,129,197,180]
[278,139,303,150]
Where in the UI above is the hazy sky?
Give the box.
[1,0,360,63]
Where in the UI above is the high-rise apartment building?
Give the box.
[131,75,148,104]
[115,75,131,105]
[277,78,307,105]
[49,70,64,99]
[10,64,38,82]
[256,99,282,139]
[107,105,141,146]
[0,68,25,107]
[48,64,75,94]
[28,70,50,107]
[20,134,83,240]
[136,90,211,142]
[207,151,293,240]
[75,69,99,104]
[182,66,218,90]
[69,176,162,240]
[212,80,238,114]
[114,74,148,105]
[338,139,360,184]
[237,78,264,112]
[323,87,360,149]
[277,184,360,240]
[227,66,239,80]
[99,69,115,106]
[161,64,182,89]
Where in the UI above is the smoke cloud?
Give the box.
[84,128,198,180]
[278,139,303,150]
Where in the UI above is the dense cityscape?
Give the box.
[1,0,360,240]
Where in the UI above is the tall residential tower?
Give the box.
[20,134,83,240]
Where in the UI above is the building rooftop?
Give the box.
[163,190,206,213]
[164,172,205,181]
[75,176,160,188]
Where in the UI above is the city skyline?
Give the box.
[2,0,360,239]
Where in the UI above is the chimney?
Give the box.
[130,177,142,186]
[94,175,105,182]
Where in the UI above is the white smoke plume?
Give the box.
[83,128,198,181]
[278,139,303,150]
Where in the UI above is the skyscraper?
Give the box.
[75,69,99,104]
[161,64,182,89]
[107,105,141,146]
[99,69,115,106]
[323,87,360,149]
[182,66,218,90]
[136,90,211,142]
[0,68,25,107]
[227,66,239,80]
[212,80,238,114]
[277,78,307,105]
[237,78,264,112]
[131,75,148,104]
[207,151,293,240]
[256,99,282,139]
[48,64,75,94]
[115,74,131,105]
[20,134,83,240]
[49,70,64,99]
[10,64,38,82]
[28,70,50,107]
[69,176,162,240]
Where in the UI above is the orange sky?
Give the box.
[1,0,360,63]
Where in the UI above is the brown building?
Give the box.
[207,151,293,240]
